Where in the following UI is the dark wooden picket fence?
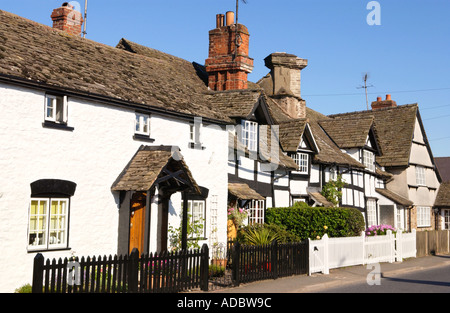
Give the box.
[32,241,309,293]
[232,240,309,285]
[32,245,209,293]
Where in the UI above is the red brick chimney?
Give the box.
[371,94,397,110]
[51,2,84,36]
[205,12,254,91]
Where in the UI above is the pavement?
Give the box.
[207,254,450,293]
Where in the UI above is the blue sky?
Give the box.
[2,0,450,157]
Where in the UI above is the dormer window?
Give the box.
[45,95,67,124]
[135,113,150,136]
[241,120,258,151]
[289,152,309,174]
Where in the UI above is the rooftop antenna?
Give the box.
[82,0,88,38]
[357,73,374,110]
[234,0,247,59]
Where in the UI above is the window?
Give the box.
[135,113,150,136]
[366,199,377,227]
[290,152,309,174]
[363,150,375,172]
[415,166,426,186]
[241,120,258,151]
[396,206,405,230]
[444,210,450,230]
[186,200,206,238]
[45,95,68,124]
[28,198,69,250]
[417,206,431,227]
[247,200,265,225]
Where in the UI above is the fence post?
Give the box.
[200,244,209,292]
[361,231,366,265]
[232,242,240,287]
[32,253,45,293]
[396,230,403,262]
[128,248,139,293]
[323,234,329,275]
[271,240,278,280]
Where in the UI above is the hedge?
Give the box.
[266,205,366,240]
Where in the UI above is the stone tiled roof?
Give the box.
[0,10,230,123]
[318,116,375,149]
[278,119,308,152]
[329,104,418,167]
[435,182,450,207]
[228,183,265,200]
[435,157,450,182]
[376,188,413,207]
[111,145,200,194]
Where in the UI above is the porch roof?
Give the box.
[375,188,413,207]
[111,145,200,194]
[435,182,450,208]
[308,192,334,207]
[228,183,265,200]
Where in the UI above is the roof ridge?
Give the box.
[328,103,418,118]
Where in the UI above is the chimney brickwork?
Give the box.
[51,2,83,36]
[205,13,254,91]
[371,94,397,110]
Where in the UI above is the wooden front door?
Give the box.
[129,192,146,254]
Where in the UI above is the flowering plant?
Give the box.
[365,224,396,236]
[228,207,248,228]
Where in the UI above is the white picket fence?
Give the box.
[308,229,416,275]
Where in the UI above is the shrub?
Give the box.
[236,223,301,245]
[266,205,365,240]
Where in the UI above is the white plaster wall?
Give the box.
[310,164,320,183]
[0,83,228,292]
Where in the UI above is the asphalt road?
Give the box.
[319,264,450,293]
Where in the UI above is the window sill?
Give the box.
[133,134,155,143]
[27,247,71,253]
[188,142,206,150]
[42,121,74,132]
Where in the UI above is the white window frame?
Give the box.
[444,209,450,230]
[396,205,405,231]
[247,200,265,225]
[417,206,431,227]
[28,198,69,251]
[45,95,68,124]
[186,200,206,238]
[415,166,426,186]
[290,152,309,174]
[366,199,377,227]
[189,121,202,145]
[363,150,375,172]
[241,120,258,151]
[135,113,150,136]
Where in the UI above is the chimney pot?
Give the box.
[216,14,225,28]
[226,11,235,26]
[377,96,382,101]
[386,94,391,100]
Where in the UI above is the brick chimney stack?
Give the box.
[205,12,254,91]
[371,94,397,110]
[51,2,84,37]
